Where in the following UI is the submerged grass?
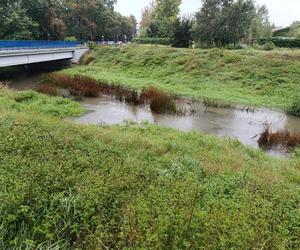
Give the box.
[64,45,300,111]
[0,88,300,249]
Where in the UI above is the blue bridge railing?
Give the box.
[0,40,82,50]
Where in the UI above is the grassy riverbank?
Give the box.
[1,88,300,249]
[64,44,300,110]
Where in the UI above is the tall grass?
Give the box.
[141,86,176,114]
[40,73,178,114]
[258,126,300,148]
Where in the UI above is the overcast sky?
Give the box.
[115,0,300,27]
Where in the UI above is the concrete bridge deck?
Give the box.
[0,41,88,67]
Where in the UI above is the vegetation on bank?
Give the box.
[64,44,300,111]
[0,86,84,117]
[0,88,300,249]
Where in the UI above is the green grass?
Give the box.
[0,88,300,249]
[64,44,300,110]
[0,87,84,118]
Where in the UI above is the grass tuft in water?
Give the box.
[258,125,300,149]
[141,86,176,114]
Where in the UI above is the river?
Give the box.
[4,68,300,157]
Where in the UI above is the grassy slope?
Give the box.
[64,44,300,109]
[0,88,84,118]
[1,88,300,249]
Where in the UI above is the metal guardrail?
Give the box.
[0,40,83,51]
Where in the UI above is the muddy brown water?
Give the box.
[7,72,300,157]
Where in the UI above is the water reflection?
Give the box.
[73,96,300,155]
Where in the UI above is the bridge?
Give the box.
[0,41,89,68]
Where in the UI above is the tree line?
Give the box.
[0,0,137,41]
[140,0,274,48]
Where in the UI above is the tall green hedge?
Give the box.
[272,28,290,37]
[133,37,172,45]
[257,37,300,48]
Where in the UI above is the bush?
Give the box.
[133,37,172,45]
[257,37,300,48]
[225,43,246,50]
[79,52,96,65]
[273,27,290,37]
[64,36,78,42]
[263,41,275,51]
[87,41,97,49]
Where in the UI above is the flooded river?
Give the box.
[6,70,300,157]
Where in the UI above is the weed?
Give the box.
[258,125,300,148]
[141,86,176,114]
[38,83,58,96]
[0,81,10,89]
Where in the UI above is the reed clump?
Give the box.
[258,126,300,148]
[0,81,10,90]
[141,86,176,114]
[38,83,58,96]
[40,74,178,114]
[40,73,101,97]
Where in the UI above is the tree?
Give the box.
[140,0,181,38]
[194,0,255,47]
[21,0,66,40]
[248,5,272,42]
[128,15,138,38]
[0,0,134,42]
[172,17,194,48]
[152,0,181,38]
[140,1,156,31]
[289,21,300,38]
[0,0,38,40]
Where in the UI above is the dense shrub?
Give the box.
[272,27,290,37]
[133,37,172,45]
[225,43,246,50]
[263,41,275,50]
[79,52,96,65]
[87,41,97,49]
[257,37,300,48]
